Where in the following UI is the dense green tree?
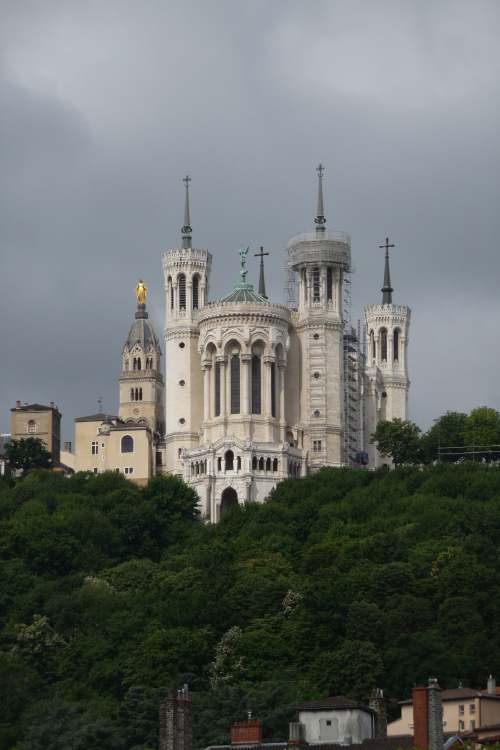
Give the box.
[421,411,467,462]
[371,418,422,465]
[5,438,52,474]
[2,463,500,748]
[464,407,500,456]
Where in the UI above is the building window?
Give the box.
[327,267,333,301]
[179,342,185,349]
[270,362,276,417]
[237,456,241,471]
[459,721,464,731]
[27,419,37,433]
[313,409,320,417]
[459,705,464,716]
[91,441,99,455]
[251,354,261,414]
[312,267,320,302]
[272,458,278,472]
[393,328,400,362]
[121,435,134,453]
[93,467,99,474]
[252,456,257,470]
[469,704,475,715]
[224,450,234,471]
[168,276,173,310]
[130,388,135,401]
[370,329,376,360]
[217,456,222,472]
[215,361,221,417]
[179,379,185,386]
[470,721,475,730]
[258,456,264,471]
[124,467,134,475]
[192,274,199,309]
[266,457,271,472]
[313,440,322,452]
[230,354,240,414]
[380,328,388,361]
[302,268,307,300]
[178,273,186,309]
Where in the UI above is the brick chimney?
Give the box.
[369,688,387,739]
[159,685,192,750]
[412,678,443,750]
[15,401,21,408]
[231,720,262,745]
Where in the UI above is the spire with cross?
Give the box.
[181,175,192,249]
[314,163,326,233]
[380,237,395,304]
[254,246,269,298]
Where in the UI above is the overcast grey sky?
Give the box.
[2,0,500,440]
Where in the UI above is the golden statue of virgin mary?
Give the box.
[135,279,148,305]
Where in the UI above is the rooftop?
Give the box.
[297,696,374,713]
[400,687,500,705]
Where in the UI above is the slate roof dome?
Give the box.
[220,283,267,304]
[125,304,159,350]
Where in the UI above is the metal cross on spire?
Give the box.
[314,163,326,232]
[379,236,395,304]
[254,246,269,299]
[181,175,192,249]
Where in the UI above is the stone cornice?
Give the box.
[164,328,200,341]
[198,301,290,327]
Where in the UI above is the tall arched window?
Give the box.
[312,267,320,302]
[258,457,264,471]
[230,354,240,414]
[137,358,141,371]
[27,419,37,433]
[224,450,234,471]
[168,277,173,310]
[178,273,186,310]
[302,268,307,300]
[130,388,134,401]
[380,328,388,361]
[370,330,376,360]
[139,388,143,401]
[121,435,134,453]
[214,361,221,416]
[192,274,199,309]
[272,458,278,472]
[266,457,271,472]
[252,456,258,470]
[327,267,333,301]
[393,328,400,362]
[251,354,261,414]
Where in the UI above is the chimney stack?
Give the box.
[159,686,192,750]
[412,678,443,750]
[488,675,497,695]
[231,719,262,745]
[16,400,21,408]
[369,688,387,738]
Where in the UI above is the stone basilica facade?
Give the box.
[66,167,411,520]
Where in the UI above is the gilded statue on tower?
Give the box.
[136,279,148,305]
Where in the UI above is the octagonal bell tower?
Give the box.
[364,238,411,467]
[162,177,212,474]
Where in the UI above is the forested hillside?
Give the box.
[2,466,500,750]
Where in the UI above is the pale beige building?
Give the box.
[388,682,500,736]
[10,402,62,464]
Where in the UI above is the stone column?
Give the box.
[241,353,251,415]
[186,281,192,313]
[217,357,227,417]
[173,282,178,317]
[278,362,286,441]
[202,361,211,422]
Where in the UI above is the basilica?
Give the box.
[64,167,411,521]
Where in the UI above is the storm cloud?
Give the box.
[1,0,500,439]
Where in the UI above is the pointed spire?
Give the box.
[254,246,269,299]
[181,175,192,249]
[379,237,395,304]
[314,163,326,234]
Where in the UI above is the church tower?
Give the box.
[287,166,351,468]
[119,282,165,436]
[364,239,411,466]
[162,177,212,473]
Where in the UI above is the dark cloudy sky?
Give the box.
[2,0,500,440]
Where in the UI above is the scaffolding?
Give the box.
[342,271,363,465]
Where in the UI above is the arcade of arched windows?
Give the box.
[200,338,286,421]
[369,326,404,365]
[166,272,208,316]
[130,387,143,401]
[288,461,301,478]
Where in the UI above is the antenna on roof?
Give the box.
[98,396,103,412]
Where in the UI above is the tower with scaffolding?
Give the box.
[284,165,362,467]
